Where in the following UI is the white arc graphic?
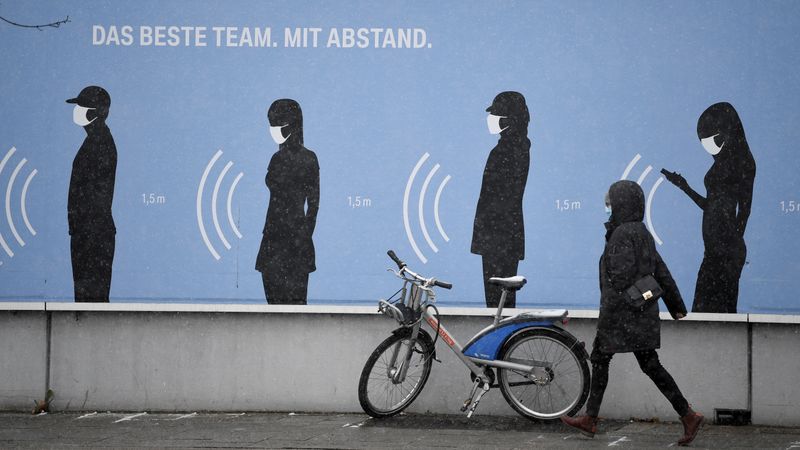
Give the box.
[419,163,440,253]
[403,152,452,264]
[0,146,39,262]
[620,153,664,245]
[0,147,16,257]
[646,177,664,245]
[6,158,28,246]
[213,161,234,250]
[196,150,244,260]
[21,169,38,237]
[227,172,244,239]
[434,175,452,243]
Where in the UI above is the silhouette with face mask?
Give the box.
[471,92,530,308]
[662,102,756,313]
[255,99,320,305]
[65,86,117,302]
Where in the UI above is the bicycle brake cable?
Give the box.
[422,303,442,363]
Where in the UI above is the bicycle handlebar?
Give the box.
[387,250,406,269]
[434,280,453,290]
[386,250,452,290]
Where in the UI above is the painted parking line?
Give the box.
[608,436,630,446]
[342,418,371,428]
[113,412,147,423]
[76,412,98,420]
[170,412,198,421]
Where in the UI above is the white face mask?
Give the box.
[486,114,508,135]
[270,124,290,144]
[72,105,96,127]
[605,205,612,217]
[701,133,724,156]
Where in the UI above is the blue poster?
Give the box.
[1,1,798,313]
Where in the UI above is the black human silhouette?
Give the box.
[662,102,756,313]
[66,86,117,302]
[471,92,530,308]
[255,99,320,305]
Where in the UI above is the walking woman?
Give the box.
[561,180,704,446]
[662,102,756,313]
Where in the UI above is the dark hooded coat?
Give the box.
[594,181,687,354]
[255,99,319,274]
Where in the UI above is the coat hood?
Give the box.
[608,180,644,225]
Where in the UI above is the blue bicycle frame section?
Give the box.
[462,320,555,361]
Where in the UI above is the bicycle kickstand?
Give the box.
[461,378,491,418]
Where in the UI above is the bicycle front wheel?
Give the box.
[497,328,590,421]
[358,329,434,418]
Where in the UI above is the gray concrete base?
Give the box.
[0,306,797,425]
[0,311,47,410]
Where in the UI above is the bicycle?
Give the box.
[357,250,591,421]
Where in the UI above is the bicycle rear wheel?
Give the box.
[497,328,589,421]
[358,329,434,418]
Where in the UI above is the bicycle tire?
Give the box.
[497,328,590,421]
[358,328,434,418]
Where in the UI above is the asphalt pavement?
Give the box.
[1,411,800,449]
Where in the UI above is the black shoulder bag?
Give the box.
[626,274,663,310]
[626,234,664,310]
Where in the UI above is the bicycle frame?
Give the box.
[388,283,565,385]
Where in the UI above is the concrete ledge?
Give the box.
[0,302,45,311]
[748,314,800,324]
[1,304,798,425]
[0,302,763,323]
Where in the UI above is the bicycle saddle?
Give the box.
[488,276,527,290]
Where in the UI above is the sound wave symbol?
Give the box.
[620,153,664,245]
[196,149,244,260]
[0,146,39,265]
[403,152,452,264]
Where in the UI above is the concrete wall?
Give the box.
[0,304,798,425]
[0,305,47,410]
[751,321,800,426]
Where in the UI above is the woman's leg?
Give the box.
[585,350,613,417]
[562,349,610,436]
[634,350,689,416]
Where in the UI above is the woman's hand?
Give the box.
[674,313,685,320]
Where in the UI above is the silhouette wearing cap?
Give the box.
[662,102,756,313]
[66,86,117,302]
[255,99,320,304]
[471,92,531,308]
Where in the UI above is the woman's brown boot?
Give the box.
[678,408,704,446]
[560,415,598,437]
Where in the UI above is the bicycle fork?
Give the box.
[388,337,416,383]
